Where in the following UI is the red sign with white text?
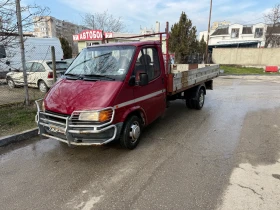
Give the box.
[73,30,113,41]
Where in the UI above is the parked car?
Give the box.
[0,37,64,75]
[6,60,69,92]
[63,58,75,66]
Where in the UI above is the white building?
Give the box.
[209,23,266,48]
[199,22,270,49]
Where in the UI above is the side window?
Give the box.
[0,45,6,58]
[134,47,160,82]
[26,62,33,71]
[31,62,45,72]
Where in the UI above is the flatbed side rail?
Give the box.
[167,64,220,95]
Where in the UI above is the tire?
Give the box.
[7,78,15,89]
[38,81,49,93]
[120,115,142,150]
[186,99,194,109]
[193,89,205,110]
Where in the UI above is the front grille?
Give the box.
[44,111,69,125]
[46,110,68,118]
[38,109,117,145]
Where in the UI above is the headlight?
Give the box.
[79,111,99,121]
[78,109,113,122]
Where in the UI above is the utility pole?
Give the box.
[205,0,213,64]
[16,0,29,105]
[51,46,57,83]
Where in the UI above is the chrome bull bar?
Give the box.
[35,99,117,146]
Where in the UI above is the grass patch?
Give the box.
[0,104,37,137]
[220,65,279,75]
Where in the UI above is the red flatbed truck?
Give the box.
[35,25,219,149]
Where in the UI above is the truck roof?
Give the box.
[87,41,161,49]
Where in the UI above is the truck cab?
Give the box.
[36,41,167,149]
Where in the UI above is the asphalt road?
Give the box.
[1,76,280,210]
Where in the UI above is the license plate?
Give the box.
[49,125,64,133]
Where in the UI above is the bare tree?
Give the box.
[81,10,126,32]
[0,0,49,59]
[264,4,280,48]
[0,0,49,105]
[1,0,49,44]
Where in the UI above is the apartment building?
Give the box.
[199,21,280,50]
[33,16,88,55]
[208,23,267,48]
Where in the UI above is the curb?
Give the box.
[219,75,280,80]
[220,74,280,76]
[0,128,38,147]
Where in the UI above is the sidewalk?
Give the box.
[0,128,38,147]
[220,74,280,82]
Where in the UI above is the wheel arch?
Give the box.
[6,75,12,80]
[185,83,206,100]
[200,84,206,96]
[121,106,147,127]
[37,79,44,87]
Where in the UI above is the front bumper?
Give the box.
[35,100,122,146]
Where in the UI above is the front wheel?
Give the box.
[7,78,15,89]
[120,115,142,150]
[38,81,49,93]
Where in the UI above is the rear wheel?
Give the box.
[7,78,15,89]
[193,89,205,110]
[186,99,194,109]
[120,115,142,150]
[38,81,48,93]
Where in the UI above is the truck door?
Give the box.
[133,46,165,124]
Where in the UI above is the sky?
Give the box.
[23,0,280,34]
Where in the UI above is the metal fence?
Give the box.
[0,44,68,106]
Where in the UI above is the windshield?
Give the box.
[65,45,136,81]
[46,61,69,70]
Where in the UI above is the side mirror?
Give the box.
[139,73,148,86]
[6,60,10,65]
[128,76,136,86]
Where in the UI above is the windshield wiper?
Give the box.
[64,73,81,80]
[65,73,79,77]
[66,58,92,73]
[83,74,115,81]
[94,52,111,59]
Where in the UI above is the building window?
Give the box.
[255,28,263,38]
[231,28,239,38]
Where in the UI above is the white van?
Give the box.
[0,37,63,77]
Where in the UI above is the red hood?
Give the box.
[44,79,123,115]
